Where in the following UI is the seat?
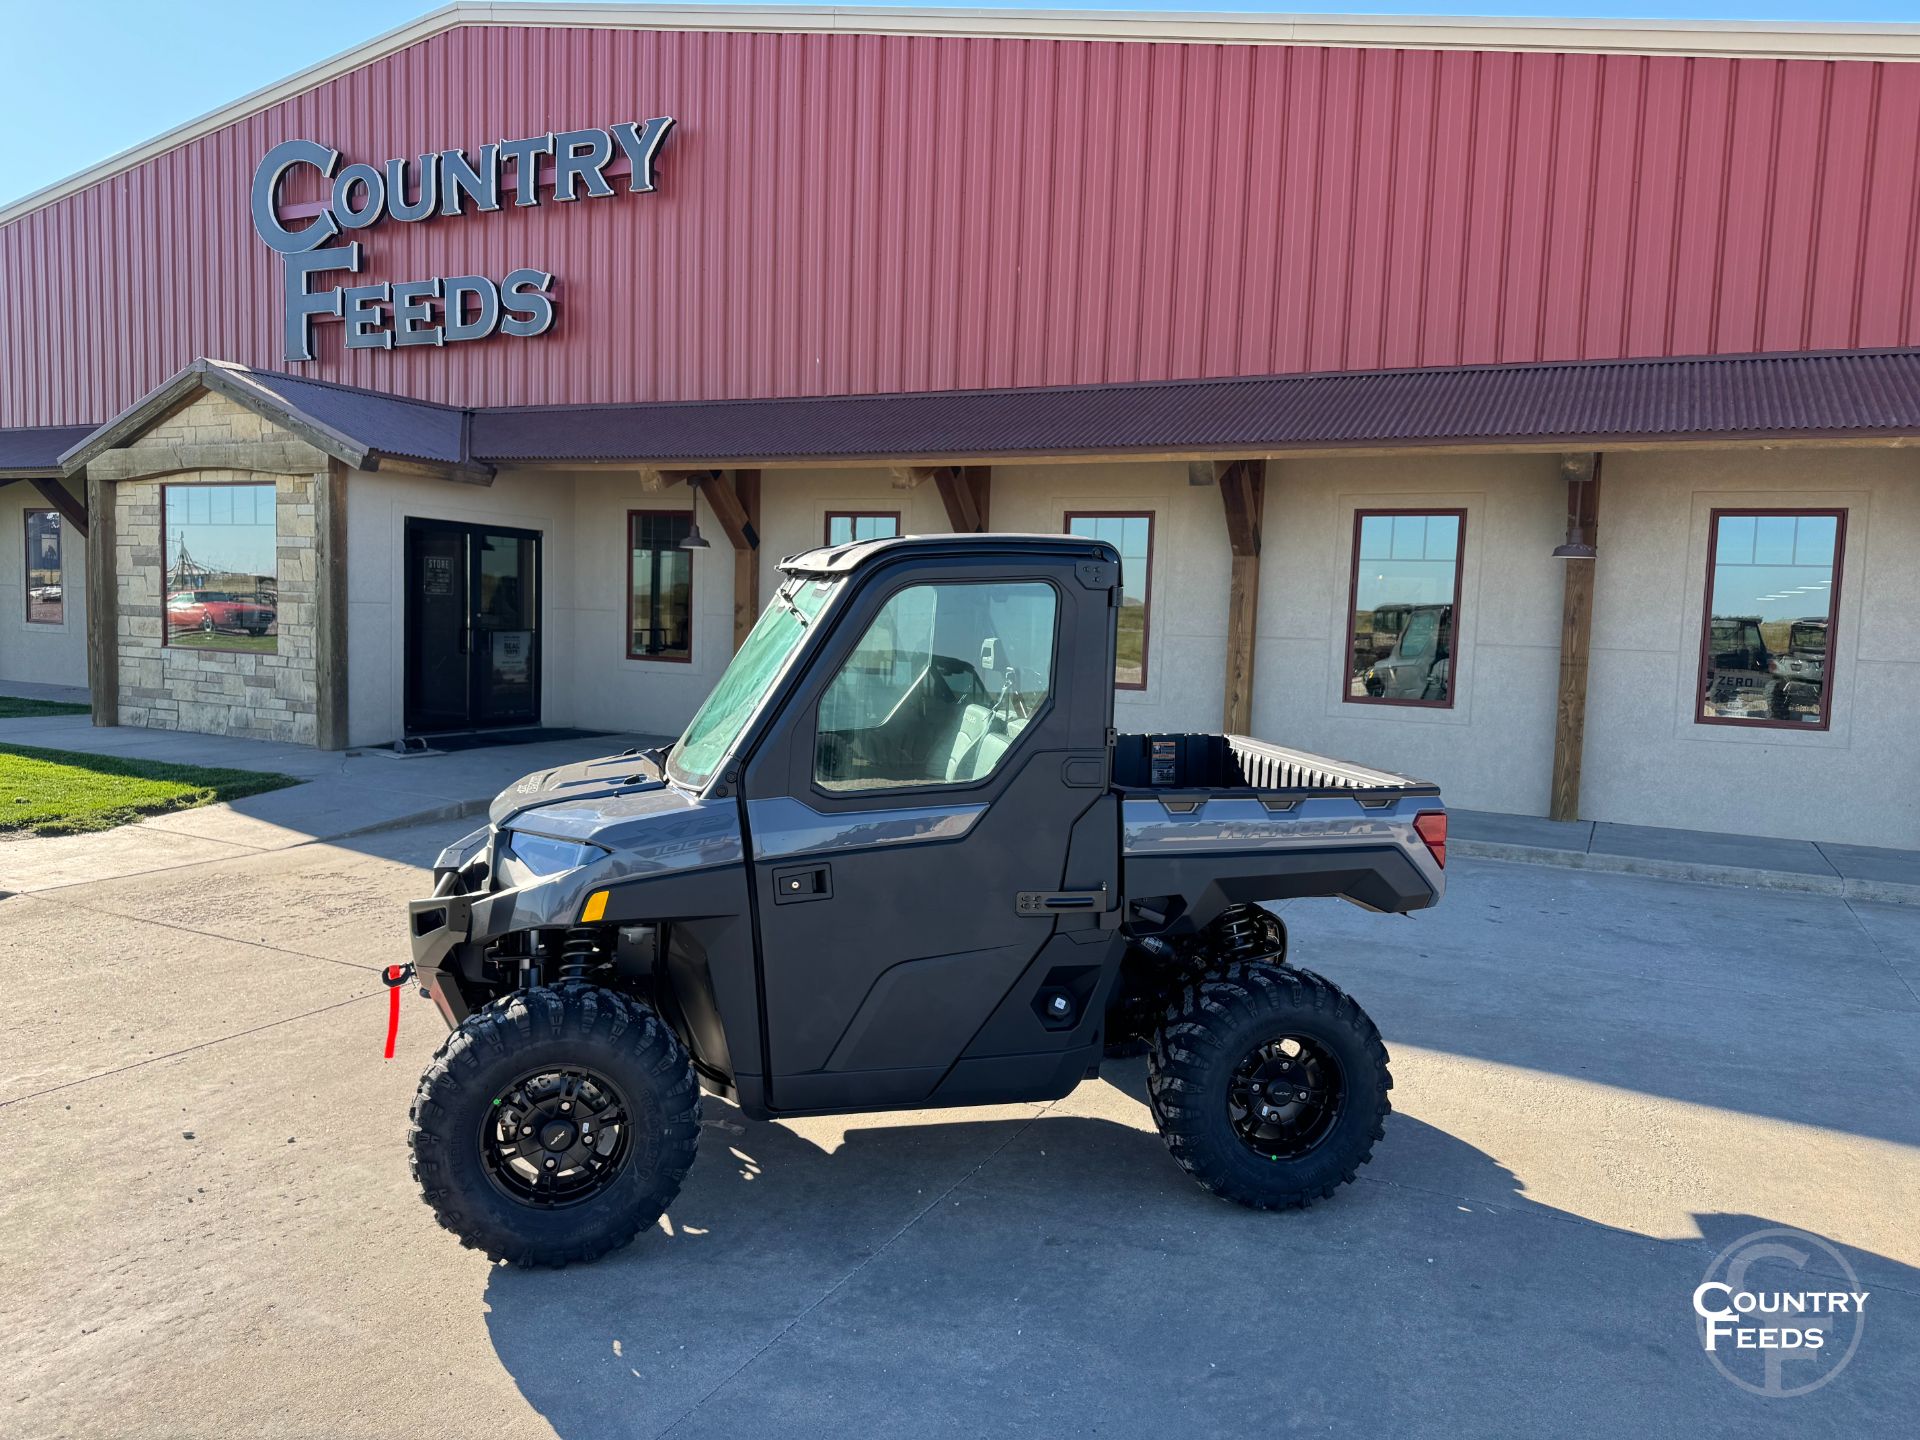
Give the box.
[959,715,1028,781]
[942,703,995,781]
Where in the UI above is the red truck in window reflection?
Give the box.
[167,589,276,637]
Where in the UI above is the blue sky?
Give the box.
[1,0,1913,208]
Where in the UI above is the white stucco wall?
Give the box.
[0,481,88,689]
[753,461,1233,735]
[332,447,1915,848]
[344,467,577,747]
[1250,452,1568,816]
[566,471,743,737]
[1581,446,1920,849]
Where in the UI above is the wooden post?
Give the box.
[1218,459,1265,736]
[1549,454,1602,822]
[84,468,118,727]
[731,469,760,650]
[313,461,350,750]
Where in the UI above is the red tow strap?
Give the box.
[382,964,414,1059]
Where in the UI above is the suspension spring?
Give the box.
[556,927,606,985]
[1212,905,1283,965]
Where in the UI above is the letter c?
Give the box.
[1693,1282,1734,1319]
[252,139,341,254]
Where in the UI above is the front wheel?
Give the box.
[408,985,701,1266]
[1147,964,1389,1209]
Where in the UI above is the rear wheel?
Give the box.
[409,985,701,1266]
[1147,963,1389,1209]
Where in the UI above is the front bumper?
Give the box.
[407,892,475,1026]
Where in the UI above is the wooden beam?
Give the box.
[964,466,991,530]
[84,469,118,727]
[1218,459,1266,735]
[89,439,336,483]
[700,471,758,552]
[932,466,980,532]
[1549,454,1602,822]
[641,467,707,493]
[728,469,761,651]
[29,477,88,539]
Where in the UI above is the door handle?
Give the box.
[1015,886,1115,917]
[773,863,832,904]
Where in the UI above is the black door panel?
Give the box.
[740,555,1120,1113]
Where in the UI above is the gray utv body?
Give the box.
[407,533,1445,1122]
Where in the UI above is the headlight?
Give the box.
[496,830,608,887]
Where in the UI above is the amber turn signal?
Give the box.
[580,890,610,923]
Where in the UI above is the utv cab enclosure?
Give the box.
[404,534,1447,1266]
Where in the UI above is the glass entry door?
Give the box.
[404,519,542,734]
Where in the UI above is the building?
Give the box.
[2,5,1917,849]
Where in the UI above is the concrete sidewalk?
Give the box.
[3,704,1914,906]
[1452,807,1920,906]
[0,713,669,895]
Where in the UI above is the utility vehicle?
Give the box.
[403,534,1447,1266]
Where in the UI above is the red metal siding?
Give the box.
[6,25,1920,427]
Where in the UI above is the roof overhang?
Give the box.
[463,348,1920,468]
[40,347,1920,481]
[0,426,93,480]
[57,358,493,482]
[7,5,1920,229]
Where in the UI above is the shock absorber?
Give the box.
[1211,905,1286,966]
[555,927,606,985]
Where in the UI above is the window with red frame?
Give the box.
[628,510,693,661]
[1345,511,1464,707]
[1698,510,1843,729]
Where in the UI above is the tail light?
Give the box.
[1414,810,1447,867]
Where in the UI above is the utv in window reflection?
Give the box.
[1704,615,1772,708]
[1361,603,1451,701]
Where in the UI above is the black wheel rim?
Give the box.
[1228,1034,1344,1161]
[480,1066,634,1209]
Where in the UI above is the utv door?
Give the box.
[740,553,1119,1113]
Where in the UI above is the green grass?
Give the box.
[0,697,92,719]
[0,744,300,837]
[167,633,278,654]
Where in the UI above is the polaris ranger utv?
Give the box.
[404,534,1447,1266]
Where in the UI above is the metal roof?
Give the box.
[8,6,1920,231]
[467,349,1920,464]
[0,425,93,477]
[37,348,1920,480]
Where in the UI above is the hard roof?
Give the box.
[781,531,1116,575]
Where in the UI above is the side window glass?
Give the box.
[815,581,1057,791]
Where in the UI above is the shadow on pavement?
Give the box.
[482,1104,1915,1439]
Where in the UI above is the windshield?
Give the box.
[666,577,836,787]
[1790,623,1827,654]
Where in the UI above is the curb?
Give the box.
[1452,839,1920,908]
[322,796,491,844]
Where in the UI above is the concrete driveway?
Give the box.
[2,822,1915,1439]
